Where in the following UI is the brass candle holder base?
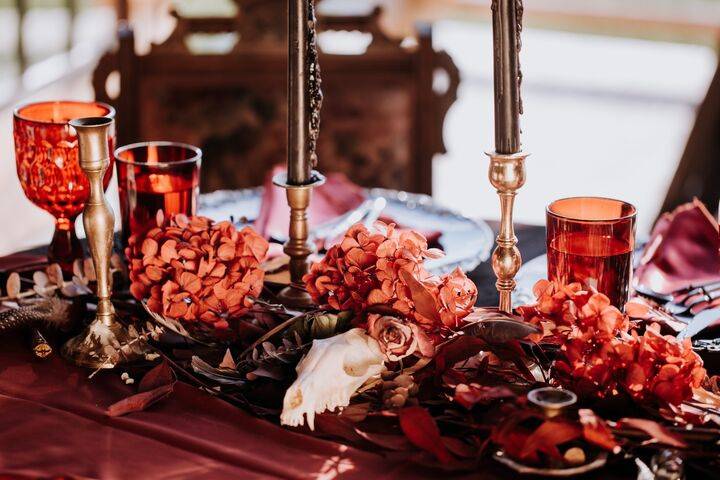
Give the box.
[62,307,139,369]
[486,150,528,313]
[273,171,326,308]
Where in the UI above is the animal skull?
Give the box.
[281,328,385,430]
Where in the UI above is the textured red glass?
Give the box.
[115,142,201,245]
[14,101,115,270]
[547,197,636,308]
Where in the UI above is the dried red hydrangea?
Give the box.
[303,222,477,336]
[618,324,706,406]
[126,214,269,330]
[518,279,706,406]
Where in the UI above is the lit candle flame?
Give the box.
[147,145,159,164]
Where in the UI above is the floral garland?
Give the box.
[84,217,720,472]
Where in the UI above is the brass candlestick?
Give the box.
[62,117,135,368]
[274,171,325,308]
[487,151,528,312]
[488,0,527,312]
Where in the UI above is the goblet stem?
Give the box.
[48,217,83,272]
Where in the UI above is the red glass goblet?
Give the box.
[14,101,116,271]
[115,141,201,246]
[547,197,637,308]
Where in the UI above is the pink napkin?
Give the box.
[254,166,442,246]
[254,166,367,241]
[635,199,720,295]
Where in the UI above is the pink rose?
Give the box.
[367,314,435,361]
[437,267,478,328]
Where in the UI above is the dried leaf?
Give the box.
[399,270,439,322]
[106,384,174,417]
[617,418,687,448]
[219,349,236,370]
[138,360,176,392]
[434,335,487,373]
[338,402,370,423]
[578,409,621,453]
[6,272,20,299]
[399,406,453,463]
[463,308,540,343]
[46,263,64,287]
[454,384,515,409]
[33,271,49,288]
[519,420,582,463]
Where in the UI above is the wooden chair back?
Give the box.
[93,1,459,194]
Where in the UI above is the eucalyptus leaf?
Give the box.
[311,314,338,339]
[6,273,20,299]
[33,271,49,288]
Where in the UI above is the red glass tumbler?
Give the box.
[115,141,201,245]
[547,197,637,308]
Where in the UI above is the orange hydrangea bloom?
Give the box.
[303,222,476,335]
[519,279,705,406]
[126,214,268,330]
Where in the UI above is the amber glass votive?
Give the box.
[546,197,636,308]
[115,142,201,245]
[14,100,115,271]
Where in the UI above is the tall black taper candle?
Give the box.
[287,0,322,184]
[288,0,309,184]
[492,0,523,154]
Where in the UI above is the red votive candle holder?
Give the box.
[547,197,636,308]
[115,141,201,245]
[14,100,115,271]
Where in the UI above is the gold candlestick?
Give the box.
[274,171,325,308]
[487,151,528,312]
[62,117,135,368]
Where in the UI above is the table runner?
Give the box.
[1,332,513,480]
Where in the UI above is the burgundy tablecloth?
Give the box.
[0,225,592,480]
[0,332,461,480]
[0,332,638,480]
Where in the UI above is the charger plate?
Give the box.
[199,187,494,275]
